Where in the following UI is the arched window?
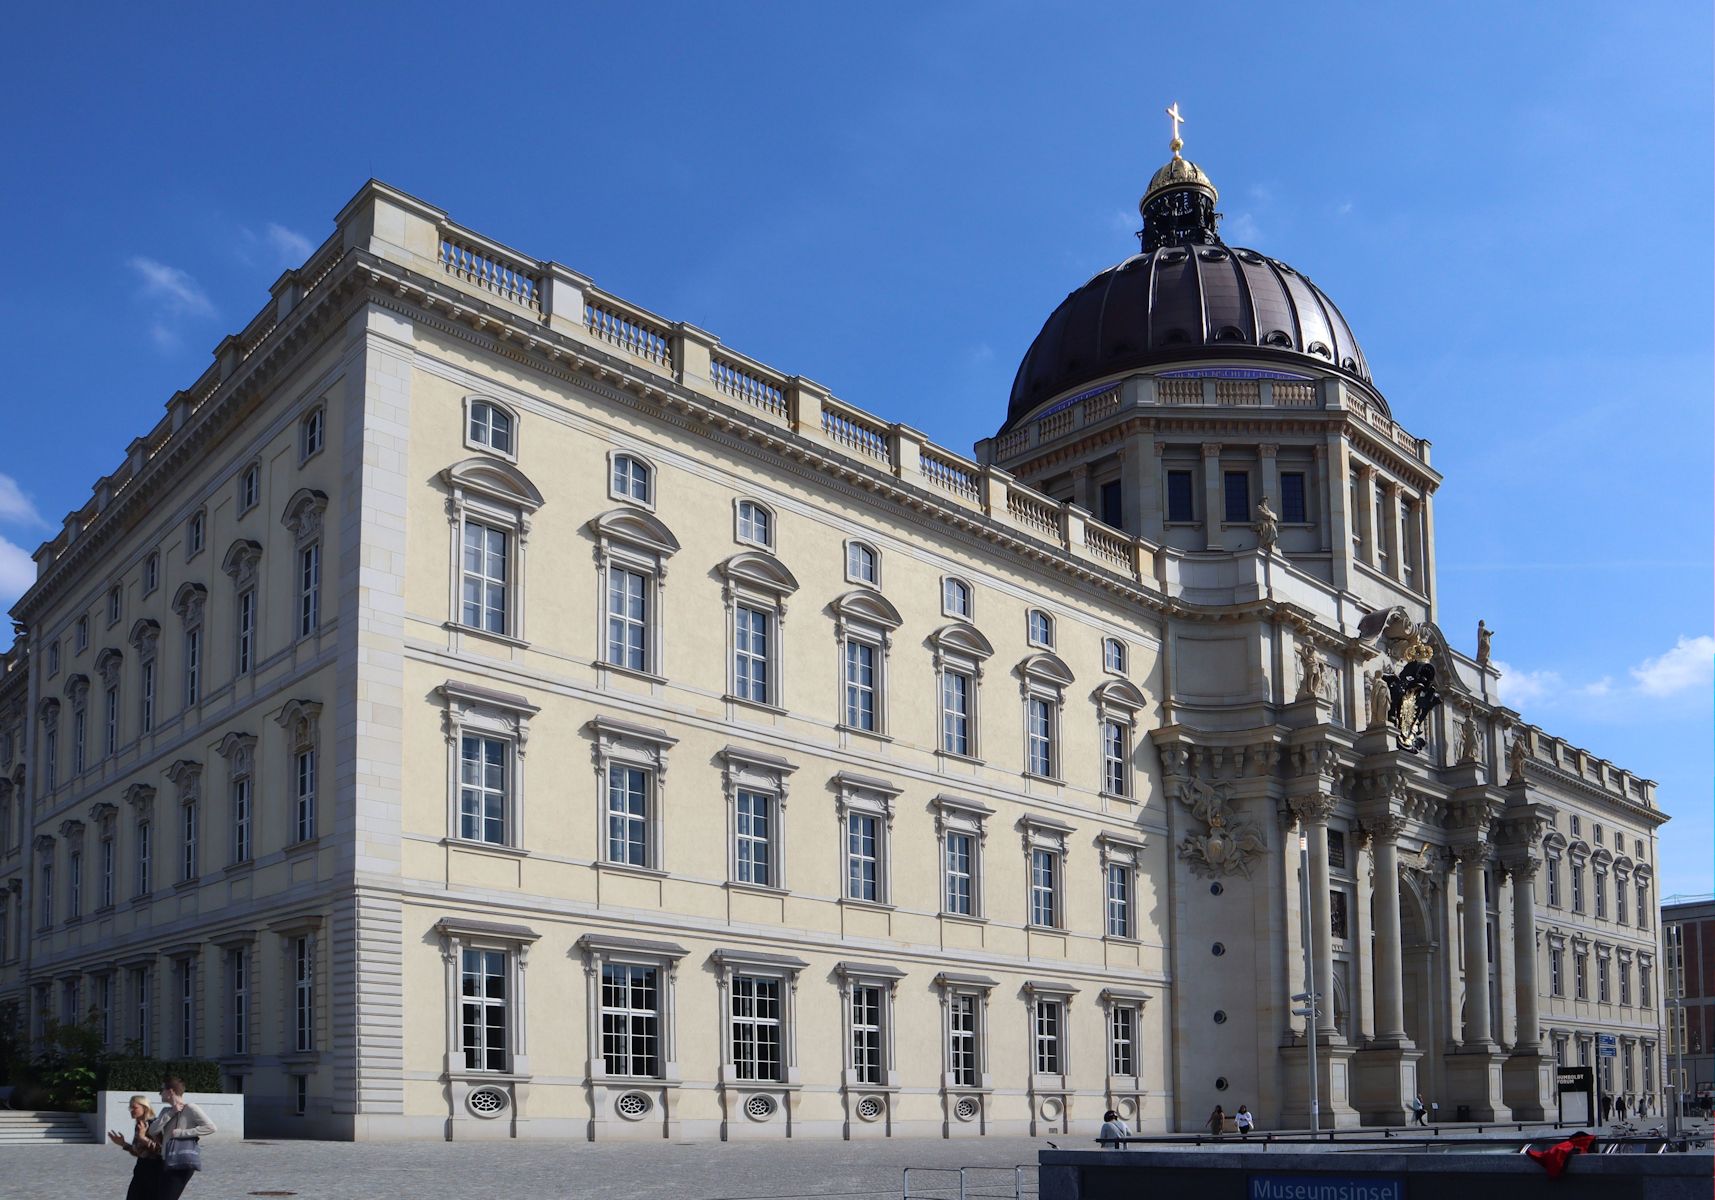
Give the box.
[942,577,972,620]
[845,541,880,587]
[735,500,773,549]
[1103,637,1128,675]
[610,453,653,505]
[1027,609,1055,650]
[299,406,325,462]
[467,399,516,458]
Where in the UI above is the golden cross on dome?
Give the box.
[1165,101,1186,155]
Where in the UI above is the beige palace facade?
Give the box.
[0,150,1669,1140]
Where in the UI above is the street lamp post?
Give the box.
[1293,821,1321,1133]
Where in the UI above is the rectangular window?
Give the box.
[1597,956,1610,1003]
[1106,863,1133,938]
[240,465,259,512]
[1619,961,1631,1005]
[73,708,86,773]
[231,778,252,863]
[67,851,81,919]
[1546,857,1560,906]
[851,984,884,1086]
[300,409,324,459]
[600,964,660,1077]
[1636,883,1648,928]
[460,948,508,1071]
[843,639,878,731]
[1281,472,1307,523]
[292,1075,307,1117]
[1030,847,1058,927]
[1550,945,1564,996]
[38,859,52,928]
[236,590,255,675]
[1594,872,1607,919]
[293,936,314,1052]
[945,831,975,916]
[1026,697,1054,777]
[183,628,201,707]
[459,734,508,845]
[144,554,159,595]
[1102,719,1128,796]
[298,543,321,637]
[1330,889,1350,939]
[1098,479,1123,529]
[733,605,771,704]
[100,833,114,908]
[606,566,649,671]
[96,975,113,1047]
[140,659,155,734]
[1223,470,1251,523]
[949,993,979,1086]
[1328,830,1347,870]
[847,812,880,902]
[179,962,196,1057]
[132,967,151,1055]
[181,800,197,883]
[76,616,89,653]
[43,728,56,790]
[1110,1005,1137,1076]
[1575,951,1588,1000]
[1571,864,1584,912]
[461,521,509,634]
[1640,964,1651,1006]
[104,686,118,755]
[941,670,971,757]
[295,749,317,842]
[229,949,248,1055]
[730,975,782,1081]
[1166,470,1194,522]
[1616,881,1627,925]
[134,821,151,897]
[735,789,773,887]
[1034,999,1063,1074]
[606,766,649,867]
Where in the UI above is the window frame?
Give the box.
[298,405,325,464]
[1020,814,1073,930]
[577,933,688,1085]
[609,451,655,508]
[933,795,992,920]
[1102,637,1128,675]
[836,961,905,1093]
[935,972,993,1091]
[217,733,257,865]
[844,539,880,587]
[238,461,261,515]
[464,396,519,461]
[589,508,680,679]
[587,715,677,876]
[1101,987,1150,1083]
[443,460,544,645]
[1280,470,1308,524]
[719,746,795,892]
[718,552,799,711]
[440,681,538,851]
[1025,981,1077,1081]
[1026,608,1055,650]
[1100,831,1146,941]
[1165,468,1196,523]
[931,623,992,762]
[833,591,901,738]
[836,772,899,907]
[186,509,206,561]
[441,919,539,1080]
[941,576,973,620]
[712,947,806,1088]
[734,498,775,550]
[1017,653,1073,782]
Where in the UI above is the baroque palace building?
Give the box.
[0,129,1669,1139]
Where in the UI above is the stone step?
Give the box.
[0,1111,93,1143]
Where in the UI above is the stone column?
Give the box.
[1293,795,1339,1038]
[1371,815,1409,1045]
[1354,464,1375,569]
[1383,480,1406,582]
[1511,858,1542,1050]
[1457,845,1495,1047]
[1201,443,1223,550]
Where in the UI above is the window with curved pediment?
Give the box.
[719,552,799,708]
[282,489,329,640]
[931,623,993,760]
[1017,653,1074,781]
[589,509,680,678]
[442,459,545,643]
[832,591,901,736]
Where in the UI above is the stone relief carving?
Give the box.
[1295,641,1333,702]
[1173,774,1268,878]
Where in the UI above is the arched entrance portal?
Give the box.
[1400,871,1442,1104]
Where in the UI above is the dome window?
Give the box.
[1162,329,1189,346]
[1263,330,1293,349]
[1308,342,1333,360]
[1341,357,1359,372]
[1160,249,1188,264]
[1198,248,1229,262]
[1237,250,1265,264]
[1214,326,1247,342]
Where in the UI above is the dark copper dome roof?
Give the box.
[1003,243,1374,432]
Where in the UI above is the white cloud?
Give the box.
[1491,659,1563,709]
[1225,212,1262,244]
[265,223,314,263]
[0,473,47,529]
[1630,635,1714,698]
[128,257,214,317]
[0,535,35,605]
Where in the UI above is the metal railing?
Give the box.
[902,1164,1036,1199]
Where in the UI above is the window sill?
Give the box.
[93,904,115,917]
[64,914,83,927]
[1103,934,1142,947]
[725,695,787,717]
[284,838,321,859]
[1025,923,1067,935]
[837,725,891,742]
[173,879,198,893]
[443,837,529,859]
[128,894,152,910]
[939,912,987,925]
[446,622,530,650]
[724,880,789,898]
[935,750,985,767]
[838,897,895,913]
[445,1069,533,1085]
[1099,790,1135,803]
[224,860,254,876]
[597,661,667,686]
[280,1051,322,1068]
[594,1073,681,1089]
[1023,772,1065,786]
[596,860,666,879]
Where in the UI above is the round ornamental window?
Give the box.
[1211,942,1226,957]
[1214,1010,1228,1024]
[743,1094,777,1121]
[1215,1076,1230,1092]
[1117,1097,1137,1122]
[1209,882,1224,896]
[855,1095,885,1122]
[615,1091,653,1121]
[467,1086,509,1118]
[954,1096,981,1122]
[1039,1096,1063,1121]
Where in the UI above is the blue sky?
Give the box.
[1,3,1709,892]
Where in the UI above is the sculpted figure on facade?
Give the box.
[1507,734,1530,784]
[1366,671,1392,732]
[1456,711,1481,765]
[1172,774,1267,878]
[1295,640,1331,702]
[1253,497,1279,552]
[1476,619,1493,667]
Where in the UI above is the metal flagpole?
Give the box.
[1293,820,1320,1133]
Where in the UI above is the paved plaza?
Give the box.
[8,1122,1711,1200]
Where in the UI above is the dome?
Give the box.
[1003,243,1375,432]
[1144,154,1218,206]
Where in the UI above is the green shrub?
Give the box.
[100,1059,223,1094]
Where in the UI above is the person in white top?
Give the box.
[1234,1104,1255,1134]
[1097,1108,1131,1148]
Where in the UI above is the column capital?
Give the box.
[1289,793,1338,827]
[1364,812,1409,845]
[1259,443,1279,458]
[1355,462,1375,479]
[1502,854,1542,882]
[1380,478,1401,495]
[1201,441,1223,458]
[1451,839,1489,866]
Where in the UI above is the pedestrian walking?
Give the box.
[1614,1095,1627,1120]
[1207,1104,1225,1136]
[107,1094,164,1200]
[1410,1094,1428,1126]
[1234,1105,1255,1135]
[1097,1108,1130,1148]
[147,1076,217,1200]
[1599,1094,1612,1122]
